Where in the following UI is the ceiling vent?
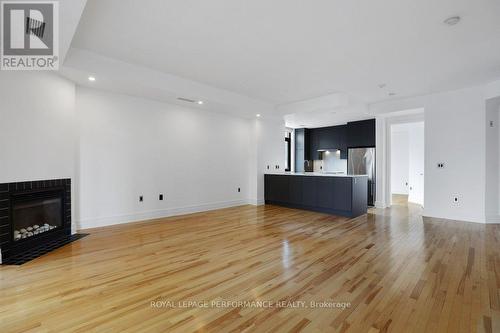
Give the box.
[177,97,196,103]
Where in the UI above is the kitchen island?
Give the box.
[264,173,368,218]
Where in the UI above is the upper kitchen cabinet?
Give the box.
[309,125,347,160]
[347,119,375,148]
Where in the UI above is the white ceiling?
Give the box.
[60,48,275,120]
[57,0,87,61]
[71,0,500,106]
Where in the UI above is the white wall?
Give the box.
[76,87,254,228]
[0,72,76,183]
[0,72,286,232]
[485,97,500,222]
[0,72,77,235]
[372,86,486,223]
[0,72,76,262]
[252,118,286,204]
[390,129,409,194]
[408,122,424,206]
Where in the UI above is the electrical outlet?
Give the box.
[267,165,270,170]
[139,195,144,202]
[437,163,445,168]
[159,194,164,201]
[238,188,241,193]
[452,196,460,205]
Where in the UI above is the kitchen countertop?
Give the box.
[265,172,367,178]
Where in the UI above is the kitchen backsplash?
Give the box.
[313,151,347,173]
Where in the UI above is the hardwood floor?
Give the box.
[391,194,409,206]
[1,204,499,332]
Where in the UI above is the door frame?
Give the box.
[375,109,425,208]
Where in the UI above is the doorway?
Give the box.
[390,122,424,206]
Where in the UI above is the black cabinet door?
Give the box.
[308,129,319,160]
[331,177,352,211]
[304,129,311,161]
[335,125,347,151]
[301,177,317,206]
[317,128,330,150]
[274,176,290,202]
[316,177,334,208]
[264,175,274,201]
[347,119,375,148]
[340,149,348,159]
[289,176,303,205]
[309,125,349,159]
[265,175,289,202]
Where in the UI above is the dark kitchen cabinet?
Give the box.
[301,176,317,206]
[308,125,348,160]
[347,119,375,148]
[300,119,374,162]
[315,177,351,211]
[304,129,311,160]
[265,175,368,217]
[340,149,348,159]
[308,131,318,160]
[331,177,352,211]
[264,175,289,203]
[288,176,303,205]
[316,177,334,209]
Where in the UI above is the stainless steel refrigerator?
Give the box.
[348,148,376,206]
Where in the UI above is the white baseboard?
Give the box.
[486,215,500,224]
[422,211,486,224]
[407,199,424,208]
[77,199,248,230]
[248,198,265,206]
[375,201,387,209]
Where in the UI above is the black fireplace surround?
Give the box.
[0,179,72,263]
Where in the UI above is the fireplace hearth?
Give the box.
[0,179,85,265]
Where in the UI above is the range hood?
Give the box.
[317,148,341,152]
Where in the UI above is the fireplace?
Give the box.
[0,179,77,264]
[11,189,64,242]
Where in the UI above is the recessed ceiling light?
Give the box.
[88,76,96,82]
[197,101,204,105]
[444,16,461,26]
[256,114,261,117]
